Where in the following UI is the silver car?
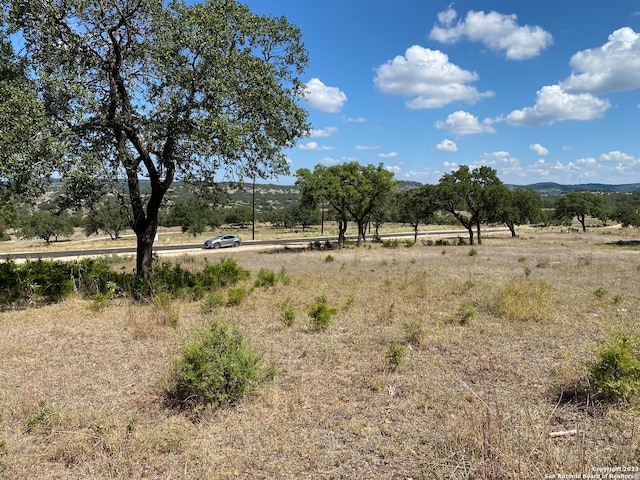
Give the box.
[204,234,242,249]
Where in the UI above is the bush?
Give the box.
[200,257,250,290]
[307,295,338,330]
[495,277,554,322]
[200,293,224,314]
[170,322,274,412]
[385,342,406,371]
[588,327,640,401]
[279,298,296,327]
[382,239,399,249]
[254,268,277,288]
[226,287,245,306]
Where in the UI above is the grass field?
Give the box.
[1,227,639,479]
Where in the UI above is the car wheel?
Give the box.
[213,243,220,249]
[233,241,240,247]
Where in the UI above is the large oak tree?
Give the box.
[7,0,309,279]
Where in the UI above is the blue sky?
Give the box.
[243,0,640,186]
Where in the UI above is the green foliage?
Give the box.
[307,295,338,330]
[200,258,251,290]
[588,327,640,401]
[593,287,607,299]
[279,298,296,327]
[17,210,74,244]
[385,342,407,371]
[325,254,335,263]
[226,288,245,306]
[404,240,415,248]
[278,266,291,286]
[523,265,532,277]
[495,278,554,322]
[402,320,426,346]
[468,248,477,256]
[170,322,274,411]
[382,239,399,248]
[451,303,476,325]
[152,292,179,328]
[254,268,277,288]
[200,292,224,314]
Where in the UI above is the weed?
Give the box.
[382,239,399,249]
[200,292,224,314]
[402,320,427,346]
[593,287,607,299]
[524,265,532,277]
[468,248,477,257]
[495,277,554,322]
[588,326,640,401]
[404,240,415,248]
[278,266,291,286]
[227,288,245,306]
[254,268,278,288]
[89,293,109,312]
[279,298,296,327]
[307,295,338,330]
[170,321,275,412]
[325,254,335,263]
[385,342,406,371]
[613,294,623,305]
[518,256,527,263]
[153,292,179,327]
[454,303,476,325]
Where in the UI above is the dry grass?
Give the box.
[2,228,640,479]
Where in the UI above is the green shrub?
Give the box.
[453,303,476,325]
[153,292,179,327]
[170,322,274,411]
[307,295,338,330]
[495,277,554,322]
[226,287,245,306]
[588,327,640,401]
[278,266,291,286]
[402,320,426,346]
[325,254,335,263]
[468,248,477,257]
[404,240,415,248]
[593,287,607,299]
[201,293,224,314]
[200,258,250,290]
[254,268,277,288]
[385,342,406,371]
[279,298,296,327]
[382,239,399,249]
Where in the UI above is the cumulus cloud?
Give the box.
[529,143,549,156]
[561,28,640,94]
[378,152,398,158]
[506,85,610,125]
[436,139,458,152]
[298,142,333,151]
[310,126,338,138]
[600,151,637,163]
[303,78,347,113]
[373,45,494,109]
[430,8,553,60]
[435,111,496,136]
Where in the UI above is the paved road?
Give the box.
[1,229,507,261]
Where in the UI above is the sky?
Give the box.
[242,0,640,186]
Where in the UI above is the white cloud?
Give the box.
[378,152,398,158]
[561,28,640,94]
[386,165,402,173]
[436,139,458,152]
[310,126,338,138]
[529,143,549,156]
[600,151,637,164]
[373,45,494,109]
[298,141,333,151]
[576,157,597,166]
[506,85,610,125]
[346,117,366,123]
[435,110,495,136]
[355,145,380,151]
[430,9,553,60]
[303,78,347,113]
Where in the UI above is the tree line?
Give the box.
[4,162,639,247]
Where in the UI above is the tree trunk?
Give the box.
[135,223,156,281]
[579,214,587,232]
[413,225,418,243]
[337,220,347,249]
[507,222,516,237]
[467,226,474,245]
[476,219,482,245]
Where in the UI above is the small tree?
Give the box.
[497,188,545,237]
[396,185,438,243]
[555,191,607,232]
[84,200,130,240]
[18,210,74,244]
